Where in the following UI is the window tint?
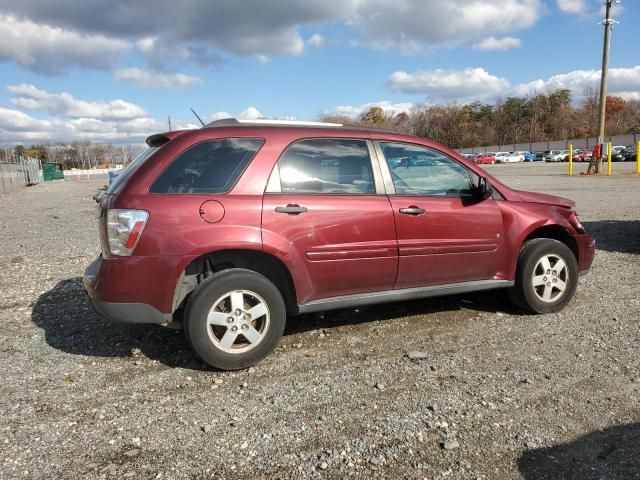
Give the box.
[277,139,375,194]
[381,142,475,196]
[150,138,263,194]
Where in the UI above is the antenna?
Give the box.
[168,115,172,132]
[191,108,205,127]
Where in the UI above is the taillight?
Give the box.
[106,209,149,256]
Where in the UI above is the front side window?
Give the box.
[381,142,476,196]
[150,138,263,194]
[277,139,375,194]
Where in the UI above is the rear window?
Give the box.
[150,138,264,194]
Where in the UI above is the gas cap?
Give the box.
[199,200,225,223]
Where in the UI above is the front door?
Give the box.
[377,141,504,289]
[261,138,398,304]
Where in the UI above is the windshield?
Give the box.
[106,146,160,194]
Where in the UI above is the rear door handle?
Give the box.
[399,206,425,216]
[275,204,308,215]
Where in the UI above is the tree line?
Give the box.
[1,142,145,169]
[322,89,640,149]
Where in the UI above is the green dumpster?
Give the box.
[42,163,65,181]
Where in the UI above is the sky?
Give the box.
[0,0,638,145]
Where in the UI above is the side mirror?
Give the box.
[474,177,493,199]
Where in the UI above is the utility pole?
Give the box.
[588,0,616,174]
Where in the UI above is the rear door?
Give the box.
[261,138,398,304]
[375,141,504,289]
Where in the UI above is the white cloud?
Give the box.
[473,36,522,51]
[557,0,587,14]
[207,107,264,123]
[327,101,414,119]
[512,65,640,101]
[0,0,544,69]
[0,107,163,143]
[388,68,511,102]
[8,84,147,120]
[115,68,203,89]
[0,1,357,64]
[387,65,640,104]
[351,0,541,52]
[0,14,128,74]
[238,107,263,120]
[307,33,326,49]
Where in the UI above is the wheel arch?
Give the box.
[172,249,298,315]
[520,224,579,262]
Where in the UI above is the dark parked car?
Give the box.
[623,145,637,162]
[84,119,595,370]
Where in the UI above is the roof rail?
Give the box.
[205,118,344,128]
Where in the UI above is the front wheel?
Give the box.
[184,269,286,370]
[509,239,579,314]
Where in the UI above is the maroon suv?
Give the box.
[84,119,595,370]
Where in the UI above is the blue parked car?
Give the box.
[523,151,536,162]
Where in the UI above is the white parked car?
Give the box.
[495,152,510,163]
[507,151,525,162]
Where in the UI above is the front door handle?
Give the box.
[399,206,425,216]
[275,204,308,215]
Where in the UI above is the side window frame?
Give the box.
[374,140,477,197]
[265,138,385,195]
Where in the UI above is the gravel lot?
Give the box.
[1,162,639,479]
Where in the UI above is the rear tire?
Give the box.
[509,238,578,314]
[184,268,286,370]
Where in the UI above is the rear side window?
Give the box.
[277,138,375,194]
[150,138,264,194]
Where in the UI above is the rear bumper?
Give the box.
[89,298,172,324]
[83,255,178,324]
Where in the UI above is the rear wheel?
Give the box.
[184,268,286,370]
[509,239,578,314]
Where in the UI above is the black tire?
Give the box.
[508,238,578,314]
[184,268,286,370]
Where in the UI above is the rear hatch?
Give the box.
[93,131,186,255]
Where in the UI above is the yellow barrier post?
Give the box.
[607,142,612,176]
[637,140,639,174]
[568,144,573,176]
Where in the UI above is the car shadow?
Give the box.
[31,277,206,370]
[32,277,521,368]
[517,423,640,480]
[583,220,640,255]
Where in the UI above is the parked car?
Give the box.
[507,151,525,163]
[571,150,591,162]
[495,152,510,163]
[544,150,566,162]
[622,145,637,161]
[474,153,497,164]
[523,151,536,162]
[84,118,595,370]
[533,151,545,161]
[611,145,626,162]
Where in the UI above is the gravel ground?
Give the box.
[1,162,639,479]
